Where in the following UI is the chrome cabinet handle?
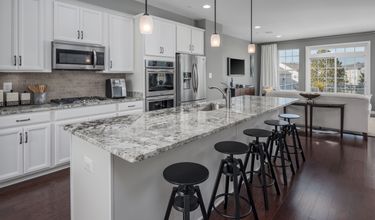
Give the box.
[127,105,136,108]
[110,60,113,69]
[19,56,22,66]
[16,118,30,123]
[81,30,83,39]
[19,133,23,144]
[13,55,17,66]
[25,132,28,144]
[77,30,80,39]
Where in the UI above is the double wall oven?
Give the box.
[145,60,176,111]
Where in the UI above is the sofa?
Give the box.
[266,90,372,135]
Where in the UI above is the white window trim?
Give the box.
[305,41,371,94]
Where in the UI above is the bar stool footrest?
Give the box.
[212,193,253,219]
[173,195,200,212]
[271,155,292,167]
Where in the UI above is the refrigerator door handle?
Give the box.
[193,63,198,93]
[192,64,196,92]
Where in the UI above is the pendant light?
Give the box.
[139,0,153,34]
[248,0,256,54]
[210,0,220,47]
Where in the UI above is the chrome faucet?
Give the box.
[209,82,232,108]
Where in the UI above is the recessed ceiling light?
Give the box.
[254,26,261,29]
[276,35,282,38]
[203,4,211,9]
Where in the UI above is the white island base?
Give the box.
[70,109,282,220]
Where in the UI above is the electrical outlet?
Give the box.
[209,72,213,79]
[3,82,12,92]
[83,156,94,173]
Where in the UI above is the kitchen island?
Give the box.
[65,96,297,220]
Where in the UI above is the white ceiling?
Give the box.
[138,0,375,43]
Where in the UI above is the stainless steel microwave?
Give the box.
[52,41,105,70]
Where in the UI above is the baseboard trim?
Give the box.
[0,164,70,188]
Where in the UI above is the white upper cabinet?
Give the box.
[176,25,191,54]
[18,0,45,70]
[176,24,204,55]
[108,14,133,72]
[191,29,204,55]
[0,0,17,70]
[54,1,103,44]
[0,0,45,71]
[144,19,176,57]
[54,2,80,42]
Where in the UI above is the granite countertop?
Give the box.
[65,96,298,163]
[0,97,143,116]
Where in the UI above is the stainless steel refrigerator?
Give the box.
[176,54,207,105]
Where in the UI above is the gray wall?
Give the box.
[268,31,375,109]
[196,19,257,100]
[78,0,194,26]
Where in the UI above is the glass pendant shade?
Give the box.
[248,43,256,54]
[210,33,221,47]
[139,14,153,34]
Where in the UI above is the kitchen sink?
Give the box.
[199,103,226,111]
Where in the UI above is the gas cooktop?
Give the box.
[50,96,108,105]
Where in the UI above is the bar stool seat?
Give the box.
[163,162,209,186]
[214,141,249,155]
[279,113,300,120]
[243,128,272,138]
[264,119,289,127]
[163,162,209,220]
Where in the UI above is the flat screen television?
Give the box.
[227,58,245,75]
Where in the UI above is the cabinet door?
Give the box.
[53,123,71,165]
[54,1,80,42]
[191,29,204,55]
[80,7,103,44]
[18,0,44,70]
[144,19,162,56]
[23,124,51,173]
[0,0,18,70]
[159,21,176,57]
[0,128,23,182]
[108,14,133,72]
[176,25,191,54]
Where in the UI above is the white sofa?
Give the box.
[266,90,372,135]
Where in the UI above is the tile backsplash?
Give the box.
[0,71,127,101]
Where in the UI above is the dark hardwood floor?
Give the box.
[0,132,374,220]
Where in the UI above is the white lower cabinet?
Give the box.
[0,128,23,181]
[23,123,51,173]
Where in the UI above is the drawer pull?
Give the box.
[16,118,31,123]
[25,132,28,144]
[127,105,136,108]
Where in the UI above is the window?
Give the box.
[306,42,370,94]
[278,49,299,90]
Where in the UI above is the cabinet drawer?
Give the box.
[118,101,143,112]
[0,112,51,129]
[54,104,117,121]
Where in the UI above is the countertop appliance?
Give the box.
[106,79,127,98]
[50,96,108,105]
[176,54,207,105]
[145,60,175,97]
[52,41,105,70]
[146,95,175,112]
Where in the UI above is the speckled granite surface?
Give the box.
[65,96,297,163]
[0,97,143,116]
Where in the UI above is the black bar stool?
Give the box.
[163,162,209,220]
[279,113,306,170]
[207,141,259,220]
[239,129,280,210]
[265,120,295,185]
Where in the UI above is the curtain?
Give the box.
[261,44,278,90]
